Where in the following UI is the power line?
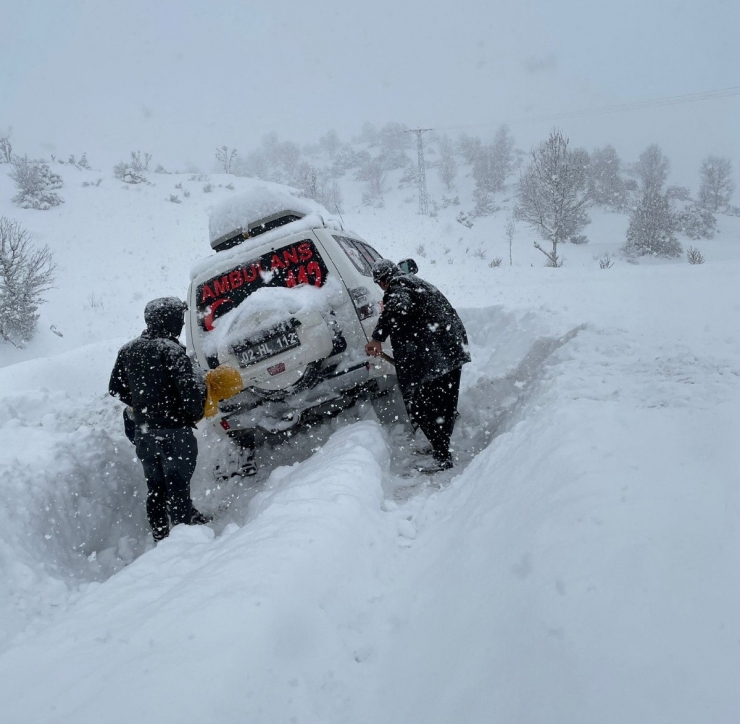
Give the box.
[429,85,740,135]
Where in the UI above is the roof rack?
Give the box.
[211,210,306,252]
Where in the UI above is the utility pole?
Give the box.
[406,128,432,215]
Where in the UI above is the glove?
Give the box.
[204,365,243,418]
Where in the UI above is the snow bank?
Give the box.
[0,343,151,651]
[366,322,740,724]
[0,421,398,724]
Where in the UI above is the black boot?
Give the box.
[189,507,212,525]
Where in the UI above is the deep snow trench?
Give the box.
[0,305,573,652]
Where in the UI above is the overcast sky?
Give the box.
[1,0,738,182]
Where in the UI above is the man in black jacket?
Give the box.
[365,260,470,472]
[109,297,208,541]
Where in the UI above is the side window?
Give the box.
[356,242,382,266]
[333,235,372,276]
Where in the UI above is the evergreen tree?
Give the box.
[623,144,680,258]
[589,145,627,208]
[624,189,682,258]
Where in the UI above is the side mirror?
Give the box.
[398,258,418,275]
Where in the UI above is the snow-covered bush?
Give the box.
[0,217,56,345]
[674,203,716,240]
[456,210,474,228]
[686,246,705,264]
[516,129,591,267]
[9,156,64,210]
[623,189,682,259]
[113,162,146,184]
[473,187,499,217]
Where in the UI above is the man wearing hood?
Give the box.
[109,297,208,541]
[365,260,470,473]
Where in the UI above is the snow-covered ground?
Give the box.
[1,163,740,722]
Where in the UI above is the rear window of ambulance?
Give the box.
[196,239,328,332]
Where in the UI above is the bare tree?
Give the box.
[130,151,152,173]
[357,158,386,206]
[515,129,591,267]
[216,146,238,174]
[319,129,342,159]
[0,217,56,345]
[472,125,515,195]
[437,134,458,191]
[635,144,669,194]
[505,216,517,266]
[457,133,482,166]
[0,128,12,163]
[698,155,734,212]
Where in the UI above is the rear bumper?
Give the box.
[217,361,392,435]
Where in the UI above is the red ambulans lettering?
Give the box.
[307,260,322,287]
[297,242,313,261]
[213,276,230,296]
[198,242,325,332]
[282,247,299,265]
[201,284,215,303]
[229,270,243,289]
[243,263,260,283]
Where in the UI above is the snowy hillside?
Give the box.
[1,161,740,723]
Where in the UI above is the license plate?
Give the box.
[235,329,301,367]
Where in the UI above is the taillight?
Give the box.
[349,286,375,320]
[220,418,231,431]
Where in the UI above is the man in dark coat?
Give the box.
[109,297,208,541]
[365,260,470,472]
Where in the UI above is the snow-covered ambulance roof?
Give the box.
[208,187,337,251]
